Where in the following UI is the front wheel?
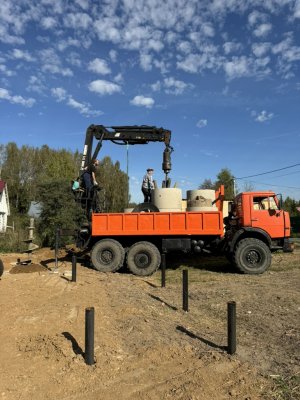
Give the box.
[127,241,161,276]
[91,239,125,272]
[233,238,271,274]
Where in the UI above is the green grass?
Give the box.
[268,374,300,400]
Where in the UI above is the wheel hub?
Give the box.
[246,250,260,264]
[134,252,150,268]
[100,249,113,264]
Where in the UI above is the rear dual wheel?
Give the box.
[127,241,161,276]
[91,239,125,272]
[91,239,161,276]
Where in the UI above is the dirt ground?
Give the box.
[0,245,299,400]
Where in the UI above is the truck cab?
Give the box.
[235,191,290,244]
[225,191,292,274]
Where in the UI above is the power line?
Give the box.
[235,163,300,180]
[241,179,300,190]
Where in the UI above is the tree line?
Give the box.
[0,143,129,248]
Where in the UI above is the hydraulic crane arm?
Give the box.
[80,124,173,176]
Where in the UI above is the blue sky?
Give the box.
[0,0,300,203]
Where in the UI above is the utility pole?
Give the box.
[233,178,236,196]
[126,142,130,206]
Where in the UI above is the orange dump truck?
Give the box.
[77,186,292,276]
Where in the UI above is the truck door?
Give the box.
[250,195,285,238]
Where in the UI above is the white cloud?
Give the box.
[94,17,122,43]
[253,110,274,122]
[294,0,300,18]
[88,79,121,95]
[41,17,57,30]
[0,27,25,45]
[39,48,73,76]
[75,0,89,10]
[150,77,193,95]
[11,49,35,62]
[109,49,117,62]
[27,75,46,94]
[151,81,161,92]
[223,42,242,55]
[248,11,268,26]
[51,87,102,117]
[51,87,67,102]
[177,41,192,54]
[202,22,215,37]
[88,58,111,75]
[114,73,123,84]
[64,12,92,30]
[196,119,208,128]
[42,64,73,76]
[140,54,152,71]
[0,87,35,107]
[66,51,82,67]
[0,64,14,77]
[224,56,251,79]
[163,77,193,95]
[130,95,154,108]
[177,46,221,74]
[153,59,169,74]
[253,23,272,38]
[252,42,270,57]
[57,38,81,52]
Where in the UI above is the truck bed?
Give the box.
[92,211,224,237]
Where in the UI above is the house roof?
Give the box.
[0,180,6,194]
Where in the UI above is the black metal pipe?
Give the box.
[85,307,95,365]
[227,301,236,355]
[72,255,77,282]
[54,228,61,269]
[161,253,166,288]
[182,269,189,312]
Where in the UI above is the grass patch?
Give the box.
[268,374,300,400]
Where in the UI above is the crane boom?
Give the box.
[80,124,172,175]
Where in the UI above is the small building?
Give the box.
[0,180,10,233]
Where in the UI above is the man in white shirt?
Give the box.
[141,168,154,202]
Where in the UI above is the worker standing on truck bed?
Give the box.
[142,168,154,202]
[82,159,100,197]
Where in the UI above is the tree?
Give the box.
[36,179,85,247]
[215,168,235,199]
[199,168,235,200]
[199,179,215,189]
[243,181,255,192]
[283,196,300,217]
[97,156,128,212]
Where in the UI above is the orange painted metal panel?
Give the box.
[92,211,224,237]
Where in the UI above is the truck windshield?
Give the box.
[253,196,279,210]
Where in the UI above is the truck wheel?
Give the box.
[0,259,3,277]
[91,239,125,272]
[127,241,161,276]
[233,238,271,274]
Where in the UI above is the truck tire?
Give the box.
[127,241,161,276]
[91,239,125,273]
[233,238,271,274]
[0,259,3,277]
